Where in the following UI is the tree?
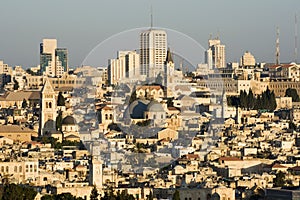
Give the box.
[56,110,63,131]
[172,190,180,200]
[285,88,300,102]
[22,99,28,109]
[90,186,99,200]
[57,92,66,106]
[274,171,286,187]
[13,79,19,90]
[0,183,37,200]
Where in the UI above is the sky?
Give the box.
[0,0,300,68]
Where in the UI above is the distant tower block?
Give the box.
[140,29,167,78]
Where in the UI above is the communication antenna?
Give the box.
[276,26,280,65]
[150,5,153,29]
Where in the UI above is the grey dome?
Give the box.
[62,116,76,125]
[147,101,164,112]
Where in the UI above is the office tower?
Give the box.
[140,29,167,78]
[40,39,68,77]
[108,51,140,85]
[40,39,57,76]
[55,48,68,77]
[205,38,226,69]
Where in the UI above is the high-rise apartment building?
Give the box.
[40,39,68,77]
[205,38,226,69]
[140,29,167,78]
[240,51,256,66]
[108,51,140,85]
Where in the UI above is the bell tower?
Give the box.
[39,78,57,136]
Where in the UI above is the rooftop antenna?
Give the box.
[150,5,153,29]
[276,26,280,65]
[295,14,298,63]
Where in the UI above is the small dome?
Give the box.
[147,101,164,112]
[62,116,76,125]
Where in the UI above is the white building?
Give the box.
[240,51,256,66]
[108,51,140,85]
[140,29,167,78]
[205,38,226,69]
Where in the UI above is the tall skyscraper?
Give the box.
[40,39,68,77]
[140,29,167,78]
[205,38,226,69]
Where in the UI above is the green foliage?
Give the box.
[56,110,63,131]
[285,88,300,102]
[274,171,286,187]
[90,186,99,200]
[39,136,85,150]
[57,92,66,106]
[101,189,135,200]
[13,79,19,90]
[234,88,277,111]
[172,190,180,200]
[0,184,37,200]
[22,99,28,109]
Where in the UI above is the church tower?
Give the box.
[89,156,103,189]
[39,78,57,136]
[164,48,175,98]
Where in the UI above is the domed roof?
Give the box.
[127,99,149,119]
[62,116,76,125]
[147,101,164,112]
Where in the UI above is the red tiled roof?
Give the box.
[272,163,287,168]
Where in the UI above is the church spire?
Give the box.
[165,48,173,64]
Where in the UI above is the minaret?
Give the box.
[39,78,57,136]
[276,27,280,65]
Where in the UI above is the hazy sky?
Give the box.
[0,0,300,68]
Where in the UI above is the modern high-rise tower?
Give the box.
[140,29,167,78]
[205,38,226,69]
[40,39,68,77]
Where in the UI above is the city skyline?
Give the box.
[0,0,300,68]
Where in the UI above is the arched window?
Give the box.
[14,166,17,173]
[110,114,113,120]
[19,166,22,172]
[1,166,4,172]
[46,102,48,108]
[49,102,52,108]
[6,166,8,173]
[105,114,108,120]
